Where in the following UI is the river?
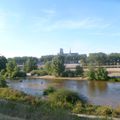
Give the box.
[8,79,120,107]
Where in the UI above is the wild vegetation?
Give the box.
[87,67,109,81]
[0,87,119,120]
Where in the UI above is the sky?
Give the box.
[0,0,120,58]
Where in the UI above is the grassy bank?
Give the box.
[0,88,119,120]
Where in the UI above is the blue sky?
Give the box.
[0,0,120,58]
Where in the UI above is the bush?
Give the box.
[43,86,56,96]
[114,106,120,117]
[0,74,7,87]
[31,70,48,76]
[87,67,109,81]
[87,68,96,80]
[13,71,26,78]
[0,88,40,105]
[62,70,75,77]
[72,101,83,114]
[95,67,109,80]
[48,89,87,109]
[95,106,112,116]
[75,66,84,77]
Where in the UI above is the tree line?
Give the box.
[7,52,120,66]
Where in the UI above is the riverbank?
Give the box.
[30,75,88,80]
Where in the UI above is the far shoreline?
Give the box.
[29,75,88,81]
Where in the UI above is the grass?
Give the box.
[0,88,119,120]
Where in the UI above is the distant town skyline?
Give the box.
[0,0,120,58]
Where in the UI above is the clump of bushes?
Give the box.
[62,66,84,77]
[95,106,112,116]
[43,86,56,95]
[114,106,120,117]
[63,70,76,77]
[0,88,40,105]
[0,73,7,88]
[48,89,87,109]
[31,69,48,76]
[87,67,109,81]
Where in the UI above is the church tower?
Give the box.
[60,48,64,55]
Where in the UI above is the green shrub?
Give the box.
[31,70,48,76]
[43,86,56,96]
[95,67,109,80]
[72,101,83,114]
[48,89,87,109]
[0,74,7,87]
[87,67,96,80]
[95,106,112,116]
[87,67,109,81]
[62,70,75,77]
[75,66,84,77]
[0,88,40,105]
[114,106,120,117]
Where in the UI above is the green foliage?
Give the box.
[95,106,112,116]
[8,57,38,66]
[31,69,47,76]
[24,58,37,73]
[43,86,56,95]
[87,67,109,81]
[48,89,86,109]
[0,74,7,88]
[0,88,40,105]
[0,56,7,71]
[72,101,83,113]
[75,65,84,77]
[62,66,83,77]
[5,61,26,79]
[87,67,96,80]
[51,55,65,77]
[0,88,119,119]
[63,70,75,77]
[88,53,107,66]
[114,106,120,117]
[44,61,52,75]
[95,67,109,80]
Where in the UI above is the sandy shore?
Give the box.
[30,75,88,80]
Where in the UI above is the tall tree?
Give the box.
[51,55,65,77]
[45,61,52,75]
[0,56,7,71]
[24,58,38,73]
[88,53,107,66]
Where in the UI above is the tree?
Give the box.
[6,60,17,78]
[87,67,96,80]
[44,61,52,75]
[0,72,7,87]
[5,60,26,79]
[51,55,65,77]
[95,67,109,80]
[24,58,37,73]
[87,67,109,80]
[75,66,84,77]
[88,53,107,66]
[0,56,7,71]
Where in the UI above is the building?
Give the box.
[59,48,79,56]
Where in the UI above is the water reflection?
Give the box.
[88,81,108,97]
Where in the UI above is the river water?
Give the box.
[8,79,120,107]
